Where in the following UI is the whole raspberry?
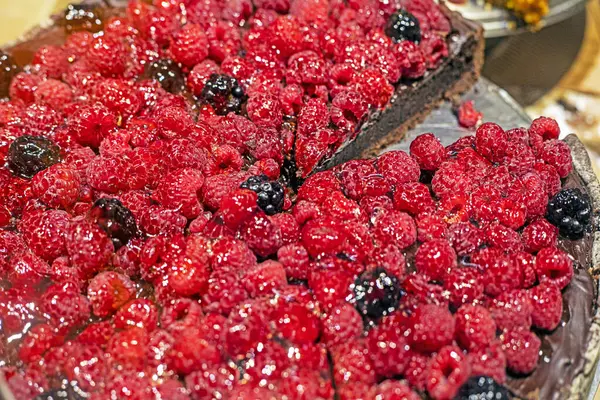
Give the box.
[273,301,320,344]
[18,323,62,364]
[244,260,287,297]
[153,168,204,219]
[107,327,149,370]
[155,106,194,139]
[331,340,377,386]
[489,289,533,331]
[443,267,484,308]
[32,45,68,79]
[219,189,258,229]
[522,218,558,253]
[513,251,537,288]
[322,303,363,346]
[87,271,136,317]
[113,299,158,331]
[534,162,561,197]
[535,246,573,289]
[393,182,434,215]
[86,155,128,193]
[416,213,447,242]
[68,102,117,148]
[529,281,563,331]
[471,248,521,297]
[501,329,541,375]
[301,217,346,257]
[309,267,353,311]
[201,171,250,211]
[88,36,128,77]
[277,243,309,280]
[503,141,535,176]
[66,218,114,276]
[408,304,454,352]
[20,209,69,261]
[377,151,420,186]
[9,73,41,104]
[246,93,283,129]
[169,23,209,67]
[185,364,238,400]
[457,100,483,129]
[410,133,447,171]
[468,341,507,384]
[330,90,368,133]
[352,69,394,108]
[34,79,73,111]
[484,223,523,253]
[539,140,572,178]
[431,161,472,199]
[529,116,560,141]
[241,214,283,257]
[415,239,457,281]
[475,122,508,163]
[367,320,411,377]
[426,345,471,400]
[32,164,81,210]
[372,210,417,249]
[376,380,420,400]
[446,222,484,256]
[454,304,496,351]
[405,352,429,391]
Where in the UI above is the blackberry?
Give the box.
[201,73,245,116]
[0,51,20,97]
[8,135,61,179]
[240,175,285,216]
[61,3,104,34]
[455,376,510,400]
[385,9,421,43]
[142,59,185,94]
[90,198,137,249]
[546,188,592,240]
[352,267,401,322]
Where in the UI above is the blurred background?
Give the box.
[0,0,599,154]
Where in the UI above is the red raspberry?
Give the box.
[206,21,242,62]
[446,222,484,256]
[32,45,68,79]
[408,304,454,352]
[331,340,377,386]
[20,210,69,261]
[431,161,471,199]
[155,106,194,139]
[372,209,417,249]
[270,213,299,245]
[225,299,272,357]
[169,326,222,375]
[19,103,62,137]
[246,93,283,130]
[187,60,221,95]
[534,161,561,197]
[297,171,340,205]
[457,100,482,128]
[352,69,394,108]
[41,282,90,331]
[10,73,42,104]
[328,89,367,132]
[153,168,204,219]
[484,223,523,253]
[516,172,547,219]
[219,189,258,229]
[107,327,149,370]
[393,182,434,215]
[414,239,456,281]
[160,298,204,333]
[529,281,563,331]
[113,299,158,331]
[64,343,108,391]
[475,122,508,163]
[201,172,250,210]
[335,159,379,201]
[210,238,256,273]
[539,139,573,178]
[242,214,283,257]
[322,303,363,346]
[496,198,527,230]
[244,260,287,297]
[376,380,420,400]
[501,329,541,375]
[468,340,507,384]
[367,321,411,377]
[273,301,320,344]
[369,244,406,279]
[255,0,290,12]
[377,151,420,186]
[31,164,81,210]
[68,102,117,148]
[410,133,447,171]
[301,217,346,257]
[139,206,187,237]
[185,364,239,400]
[87,271,136,317]
[529,116,560,141]
[503,141,535,175]
[405,352,429,391]
[454,304,496,351]
[202,267,247,315]
[86,155,128,193]
[88,36,128,77]
[169,23,209,67]
[77,321,114,346]
[416,213,447,242]
[277,243,310,280]
[34,79,73,111]
[489,289,533,330]
[19,323,62,364]
[443,267,484,308]
[321,190,363,222]
[309,268,353,311]
[513,251,537,288]
[426,345,471,400]
[66,218,114,276]
[535,246,573,289]
[522,218,558,253]
[6,250,49,288]
[471,248,521,297]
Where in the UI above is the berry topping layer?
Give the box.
[0,41,595,399]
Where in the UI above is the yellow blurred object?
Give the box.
[488,0,549,25]
[0,0,65,46]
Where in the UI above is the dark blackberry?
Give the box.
[240,175,285,216]
[385,10,421,43]
[0,51,21,98]
[8,135,61,179]
[546,188,592,240]
[352,267,401,322]
[142,59,185,94]
[90,198,137,249]
[200,73,245,116]
[454,376,510,400]
[61,3,104,34]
